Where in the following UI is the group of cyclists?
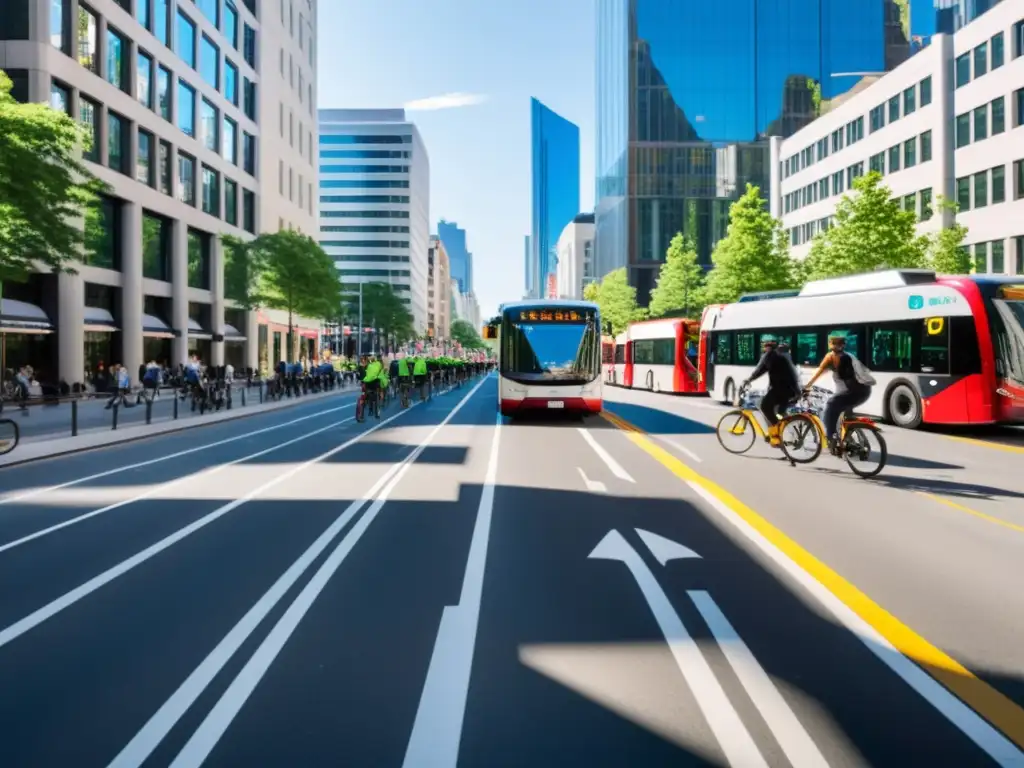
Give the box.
[355,353,493,421]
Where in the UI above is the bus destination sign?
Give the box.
[517,309,589,323]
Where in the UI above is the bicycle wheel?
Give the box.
[0,418,19,456]
[355,396,365,423]
[778,414,822,464]
[842,423,887,478]
[716,410,757,455]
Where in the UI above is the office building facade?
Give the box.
[594,0,906,304]
[529,97,580,299]
[555,213,596,300]
[437,219,473,295]
[427,235,451,341]
[318,108,430,332]
[775,4,1024,275]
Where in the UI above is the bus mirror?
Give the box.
[926,317,945,335]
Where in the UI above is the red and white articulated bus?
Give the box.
[699,269,1024,428]
[609,317,704,394]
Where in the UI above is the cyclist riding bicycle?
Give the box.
[362,355,384,408]
[741,339,800,448]
[803,334,875,455]
[412,354,428,397]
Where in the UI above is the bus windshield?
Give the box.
[501,307,599,384]
[991,295,1024,388]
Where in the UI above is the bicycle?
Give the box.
[399,379,412,409]
[355,383,381,423]
[716,384,887,479]
[0,417,19,456]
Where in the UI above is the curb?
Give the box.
[0,388,360,469]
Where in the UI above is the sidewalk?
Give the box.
[0,385,357,468]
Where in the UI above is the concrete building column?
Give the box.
[121,202,144,380]
[56,272,85,386]
[244,310,259,371]
[933,33,956,229]
[170,218,190,367]
[768,136,783,220]
[210,235,226,366]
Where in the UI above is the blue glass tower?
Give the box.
[530,98,580,299]
[437,220,473,295]
[595,0,906,305]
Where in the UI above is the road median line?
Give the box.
[600,409,1024,761]
[943,435,1024,455]
[917,491,1024,534]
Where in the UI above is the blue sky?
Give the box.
[318,0,596,321]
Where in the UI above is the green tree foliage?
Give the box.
[0,70,104,282]
[582,281,600,302]
[352,281,415,345]
[803,171,929,280]
[450,318,486,349]
[221,234,261,308]
[703,184,797,304]
[593,267,642,335]
[649,233,705,318]
[926,196,971,274]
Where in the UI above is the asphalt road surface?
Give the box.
[1,374,1022,767]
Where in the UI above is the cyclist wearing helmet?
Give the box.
[804,334,873,454]
[742,338,800,447]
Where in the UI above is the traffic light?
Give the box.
[482,325,497,340]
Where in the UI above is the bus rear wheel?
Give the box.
[887,383,922,429]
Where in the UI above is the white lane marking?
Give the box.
[688,590,829,768]
[635,528,700,565]
[578,428,635,483]
[576,467,607,493]
[684,481,1024,766]
[164,377,491,768]
[657,435,703,463]
[402,412,501,768]
[588,530,766,767]
[0,400,415,652]
[0,417,355,554]
[0,395,357,505]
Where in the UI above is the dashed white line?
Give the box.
[576,467,607,493]
[658,435,703,463]
[578,428,635,483]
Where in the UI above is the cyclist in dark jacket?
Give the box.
[743,339,801,447]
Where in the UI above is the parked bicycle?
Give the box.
[0,417,19,456]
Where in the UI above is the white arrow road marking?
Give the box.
[401,412,501,768]
[688,590,829,768]
[635,528,701,565]
[578,428,634,482]
[577,467,607,493]
[588,530,767,767]
[162,376,490,768]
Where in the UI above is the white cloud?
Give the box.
[403,92,488,111]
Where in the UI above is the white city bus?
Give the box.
[700,269,1024,428]
[498,300,602,417]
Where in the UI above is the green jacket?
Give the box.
[363,360,383,382]
[413,358,428,376]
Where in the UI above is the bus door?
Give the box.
[699,330,713,392]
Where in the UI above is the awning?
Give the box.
[143,313,174,339]
[0,298,53,334]
[299,329,319,340]
[223,323,246,341]
[84,306,118,332]
[188,317,213,340]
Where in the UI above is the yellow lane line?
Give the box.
[600,409,1024,754]
[943,435,1024,455]
[917,492,1024,534]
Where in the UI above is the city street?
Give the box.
[1,374,1022,767]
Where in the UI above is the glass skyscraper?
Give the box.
[438,220,473,294]
[594,0,908,304]
[530,98,580,299]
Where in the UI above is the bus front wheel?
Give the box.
[886,382,922,429]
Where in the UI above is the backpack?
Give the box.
[849,354,877,386]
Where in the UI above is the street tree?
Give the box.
[0,70,104,283]
[594,267,642,335]
[926,196,970,274]
[582,281,600,303]
[703,184,797,305]
[803,171,929,280]
[352,281,415,351]
[648,232,704,318]
[451,318,486,349]
[243,230,343,361]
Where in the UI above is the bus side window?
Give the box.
[949,316,982,375]
[871,326,914,372]
[796,332,818,366]
[614,344,625,364]
[920,318,950,374]
[715,332,733,364]
[736,333,756,364]
[653,338,675,365]
[826,329,860,359]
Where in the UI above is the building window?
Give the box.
[243,189,255,233]
[888,144,901,173]
[225,178,238,225]
[137,129,153,185]
[78,5,99,74]
[974,243,987,274]
[919,188,933,221]
[869,152,884,174]
[955,52,970,87]
[136,51,153,109]
[50,80,70,113]
[957,176,971,211]
[904,138,916,169]
[992,96,1006,135]
[79,97,99,162]
[178,151,196,205]
[903,85,915,116]
[920,130,932,162]
[974,171,988,209]
[869,104,885,132]
[154,0,169,45]
[888,94,900,123]
[225,59,239,105]
[992,241,1005,274]
[224,1,239,48]
[178,80,196,136]
[177,10,196,68]
[187,229,210,289]
[243,132,255,175]
[159,140,172,194]
[955,113,970,148]
[223,116,237,164]
[51,0,70,53]
[201,98,218,152]
[243,24,256,68]
[1017,89,1024,128]
[84,195,120,270]
[107,111,128,174]
[974,104,988,142]
[1016,160,1024,200]
[200,35,219,89]
[106,27,128,92]
[974,41,988,78]
[196,0,219,25]
[142,211,170,281]
[920,76,932,107]
[992,32,1005,69]
[157,65,171,120]
[201,166,219,217]
[243,78,257,120]
[903,193,916,214]
[1014,20,1024,58]
[137,0,150,29]
[993,165,1006,204]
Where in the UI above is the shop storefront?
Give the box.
[1,297,54,384]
